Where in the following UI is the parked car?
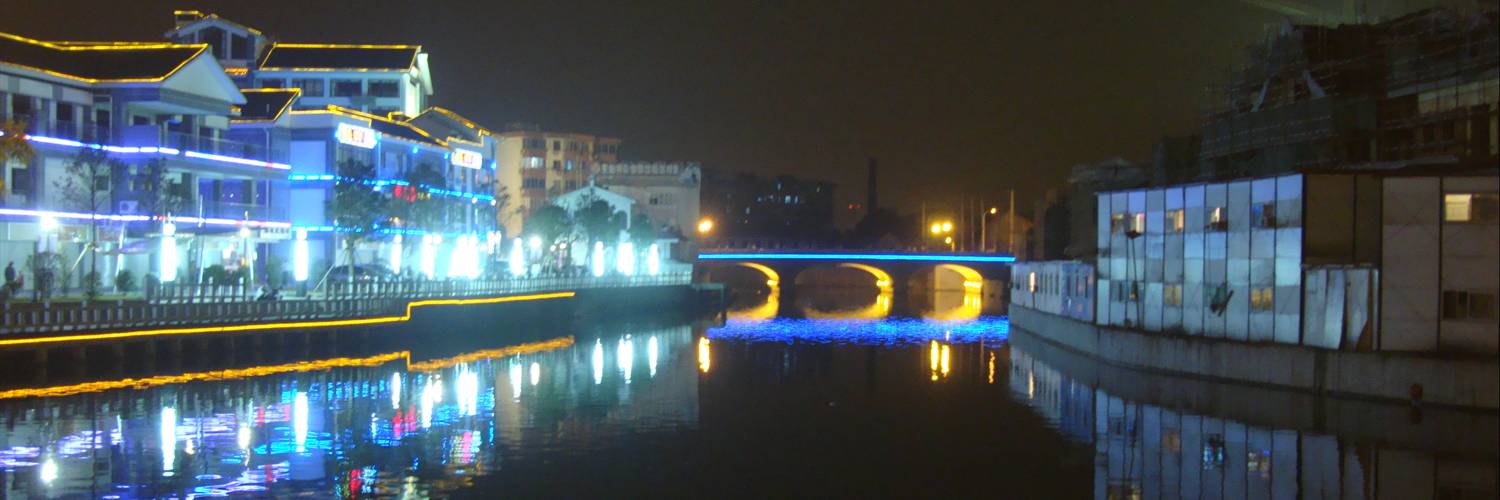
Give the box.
[326,264,397,283]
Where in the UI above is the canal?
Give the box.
[0,288,1494,498]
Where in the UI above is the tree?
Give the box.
[327,159,389,284]
[137,159,187,220]
[523,204,571,249]
[1,120,34,201]
[628,212,657,244]
[575,197,626,245]
[0,120,34,167]
[54,149,117,298]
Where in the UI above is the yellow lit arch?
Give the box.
[736,262,782,288]
[933,264,984,292]
[836,263,894,292]
[803,291,893,320]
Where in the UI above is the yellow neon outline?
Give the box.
[259,43,420,72]
[230,88,303,123]
[0,335,576,400]
[167,11,265,36]
[0,31,207,84]
[428,107,493,136]
[290,105,449,147]
[0,291,574,348]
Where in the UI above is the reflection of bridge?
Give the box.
[697,251,1014,307]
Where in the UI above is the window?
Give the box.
[1250,287,1274,311]
[230,34,250,60]
[55,102,74,123]
[292,79,325,97]
[523,156,544,169]
[1131,212,1145,234]
[1443,290,1497,320]
[259,78,285,89]
[552,141,561,152]
[1028,272,1037,292]
[564,160,575,171]
[1164,284,1183,306]
[368,80,399,97]
[1167,209,1185,233]
[522,178,545,189]
[1252,202,1277,228]
[552,161,561,170]
[1207,206,1228,231]
[1110,213,1128,234]
[332,80,362,97]
[523,138,546,149]
[9,168,31,195]
[1444,193,1499,223]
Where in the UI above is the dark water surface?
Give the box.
[0,290,1494,498]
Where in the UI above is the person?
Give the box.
[4,262,14,286]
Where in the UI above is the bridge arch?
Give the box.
[835,263,894,292]
[931,263,985,292]
[734,262,782,288]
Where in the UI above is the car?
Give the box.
[326,264,397,283]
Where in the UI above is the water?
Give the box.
[0,289,1494,498]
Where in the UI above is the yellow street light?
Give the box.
[989,207,998,215]
[941,221,952,232]
[697,218,714,234]
[944,236,953,244]
[929,222,942,234]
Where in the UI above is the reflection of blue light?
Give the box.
[698,252,1015,263]
[709,317,1008,346]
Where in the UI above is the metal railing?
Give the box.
[0,272,692,336]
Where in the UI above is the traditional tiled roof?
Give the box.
[0,31,204,82]
[258,44,419,71]
[294,106,446,147]
[234,88,301,122]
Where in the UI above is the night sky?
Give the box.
[4,1,1294,211]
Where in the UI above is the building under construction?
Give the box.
[1198,6,1498,179]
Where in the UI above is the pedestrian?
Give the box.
[4,261,14,286]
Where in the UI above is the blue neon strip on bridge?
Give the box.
[697,253,1015,263]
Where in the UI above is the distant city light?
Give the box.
[509,238,526,277]
[697,218,714,234]
[647,243,661,276]
[592,241,606,277]
[697,252,1015,263]
[389,235,403,275]
[618,241,636,276]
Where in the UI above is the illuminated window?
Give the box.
[1131,212,1145,234]
[1110,213,1128,234]
[1207,206,1228,231]
[1167,209,1185,233]
[1443,290,1496,320]
[1028,272,1036,292]
[259,78,285,88]
[1445,193,1499,223]
[1250,287,1273,311]
[523,156,544,169]
[1164,284,1182,306]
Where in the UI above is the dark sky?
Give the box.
[4,1,1290,210]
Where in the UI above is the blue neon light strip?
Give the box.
[17,134,291,170]
[697,252,1015,263]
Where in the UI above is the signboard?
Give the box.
[336,123,377,149]
[451,148,483,169]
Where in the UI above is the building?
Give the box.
[493,126,620,217]
[699,169,836,247]
[167,11,434,118]
[594,161,701,236]
[1015,170,1498,355]
[1,30,291,291]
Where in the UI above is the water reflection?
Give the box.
[0,328,697,499]
[1009,343,1500,499]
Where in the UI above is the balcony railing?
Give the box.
[0,115,286,166]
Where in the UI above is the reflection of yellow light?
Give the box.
[930,341,940,371]
[0,291,575,347]
[802,291,892,320]
[1028,371,1035,398]
[698,337,712,373]
[988,352,995,384]
[940,345,950,376]
[0,336,576,400]
[925,290,983,322]
[727,290,779,321]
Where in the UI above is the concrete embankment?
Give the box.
[1009,305,1500,411]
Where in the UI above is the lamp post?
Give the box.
[929,219,954,252]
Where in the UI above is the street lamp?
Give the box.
[697,218,714,235]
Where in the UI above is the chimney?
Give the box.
[866,157,878,213]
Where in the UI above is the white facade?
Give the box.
[594,162,701,236]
